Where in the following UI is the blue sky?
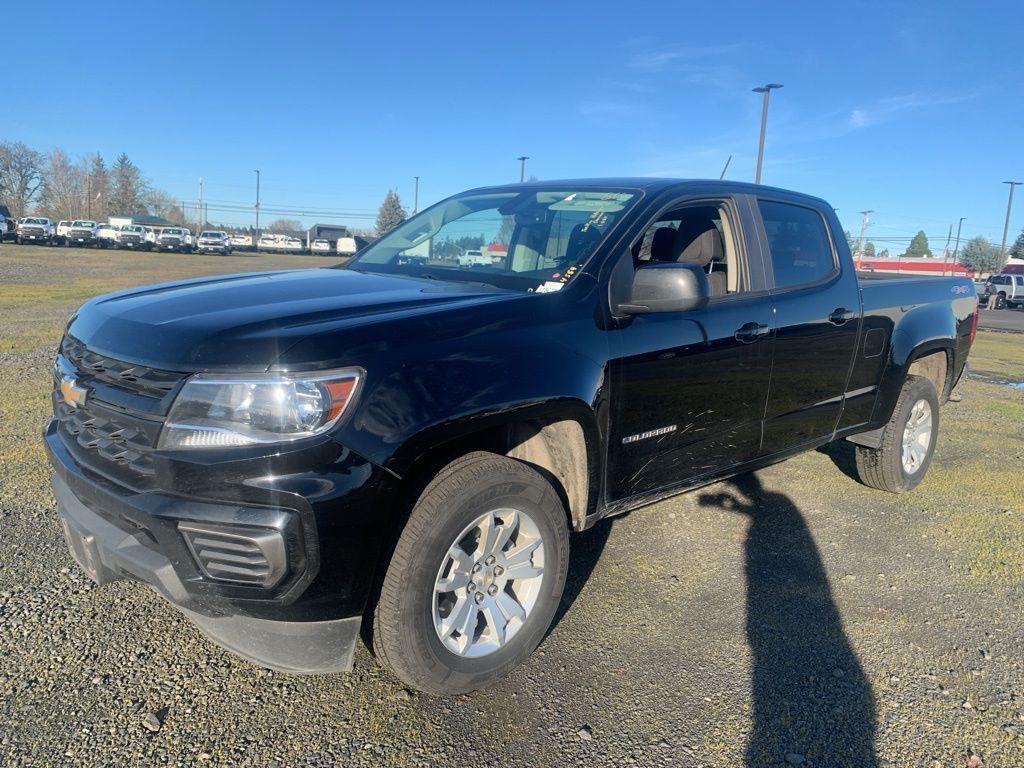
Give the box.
[7,1,1024,249]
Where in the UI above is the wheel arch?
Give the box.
[384,400,601,532]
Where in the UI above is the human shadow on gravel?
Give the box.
[699,473,877,768]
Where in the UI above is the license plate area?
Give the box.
[60,516,119,585]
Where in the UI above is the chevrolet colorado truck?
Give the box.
[46,179,977,695]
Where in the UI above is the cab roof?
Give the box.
[463,178,832,209]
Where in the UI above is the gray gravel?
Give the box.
[1,246,1023,767]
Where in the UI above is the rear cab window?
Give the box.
[757,200,837,289]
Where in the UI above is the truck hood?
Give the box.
[67,268,515,370]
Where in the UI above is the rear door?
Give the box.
[755,198,862,453]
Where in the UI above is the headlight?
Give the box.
[158,368,363,450]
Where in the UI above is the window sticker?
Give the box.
[534,281,564,293]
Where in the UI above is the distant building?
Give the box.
[854,257,974,277]
[306,223,353,248]
[109,214,176,228]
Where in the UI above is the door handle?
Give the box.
[828,307,855,325]
[734,321,770,343]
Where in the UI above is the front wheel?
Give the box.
[372,451,570,694]
[854,374,939,493]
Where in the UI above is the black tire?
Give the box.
[854,374,939,493]
[372,451,570,695]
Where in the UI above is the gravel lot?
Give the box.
[1,244,1022,767]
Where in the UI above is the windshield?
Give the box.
[25,218,47,225]
[72,221,95,227]
[347,188,639,290]
[162,228,183,235]
[200,231,223,238]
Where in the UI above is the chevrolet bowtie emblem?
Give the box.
[60,375,89,409]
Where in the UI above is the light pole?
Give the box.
[856,209,873,260]
[254,169,261,239]
[752,83,783,184]
[999,180,1022,260]
[517,156,529,183]
[413,176,420,214]
[753,83,782,185]
[949,216,966,275]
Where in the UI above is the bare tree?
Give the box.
[40,148,88,221]
[0,141,45,218]
[266,218,302,233]
[144,188,179,219]
[165,204,186,226]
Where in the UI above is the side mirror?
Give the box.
[619,261,710,314]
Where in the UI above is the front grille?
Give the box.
[160,237,181,247]
[22,227,44,236]
[70,230,95,237]
[55,399,158,477]
[119,235,142,244]
[54,337,189,490]
[61,336,183,397]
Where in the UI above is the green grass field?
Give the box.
[1,242,1022,767]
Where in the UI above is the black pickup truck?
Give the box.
[45,179,978,694]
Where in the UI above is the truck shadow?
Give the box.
[698,473,877,767]
[816,441,862,484]
[550,516,613,630]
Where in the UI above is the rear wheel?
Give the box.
[372,451,569,694]
[854,374,939,493]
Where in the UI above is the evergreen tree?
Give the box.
[109,153,146,216]
[863,241,876,258]
[87,153,111,220]
[1009,227,1024,260]
[957,236,1004,275]
[844,230,856,253]
[878,248,890,258]
[494,215,515,246]
[375,189,407,236]
[902,230,932,258]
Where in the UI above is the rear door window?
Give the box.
[758,200,836,288]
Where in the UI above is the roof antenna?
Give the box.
[719,155,732,180]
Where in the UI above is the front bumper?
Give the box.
[45,418,396,673]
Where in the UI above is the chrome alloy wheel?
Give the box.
[901,398,933,474]
[432,508,545,658]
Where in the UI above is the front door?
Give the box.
[607,198,774,501]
